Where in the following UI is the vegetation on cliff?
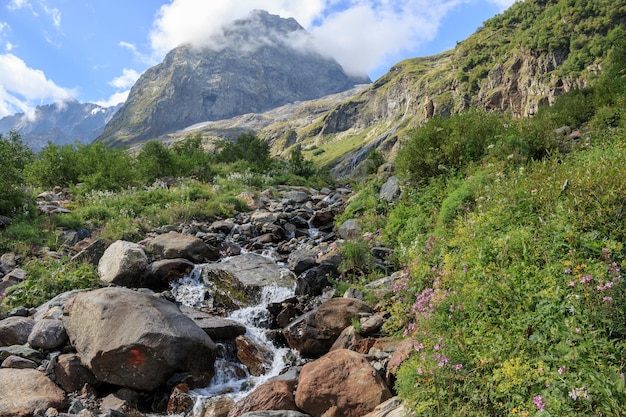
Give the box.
[337,37,626,416]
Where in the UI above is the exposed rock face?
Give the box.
[62,287,217,391]
[0,368,66,417]
[98,10,369,146]
[295,349,392,417]
[283,297,372,357]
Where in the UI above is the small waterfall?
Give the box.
[170,264,298,415]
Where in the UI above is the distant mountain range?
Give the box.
[0,100,121,152]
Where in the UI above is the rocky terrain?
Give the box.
[0,171,412,417]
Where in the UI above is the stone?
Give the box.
[28,319,68,350]
[0,316,34,346]
[0,368,66,417]
[281,190,310,204]
[62,287,217,391]
[150,232,219,263]
[295,349,392,417]
[53,353,97,393]
[379,176,401,202]
[1,354,38,369]
[228,380,298,417]
[195,396,234,417]
[329,326,362,352]
[337,219,361,240]
[167,384,194,416]
[141,258,196,291]
[240,412,310,417]
[309,210,334,228]
[294,264,334,297]
[287,248,318,275]
[70,238,106,266]
[179,306,246,340]
[283,297,372,358]
[235,335,274,377]
[97,240,148,287]
[0,345,46,364]
[362,397,416,417]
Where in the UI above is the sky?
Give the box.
[0,0,517,119]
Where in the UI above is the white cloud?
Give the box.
[108,68,140,90]
[147,0,481,78]
[42,4,61,28]
[7,0,31,11]
[0,53,73,118]
[95,90,129,108]
[488,0,519,10]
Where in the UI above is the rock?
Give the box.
[1,354,38,369]
[100,388,138,415]
[62,287,217,391]
[337,219,361,240]
[70,238,106,266]
[28,319,68,350]
[359,315,384,336]
[7,305,30,317]
[53,353,97,393]
[309,210,333,228]
[364,275,395,299]
[0,216,12,229]
[167,384,194,416]
[0,345,45,364]
[58,228,91,248]
[195,396,235,417]
[0,316,34,346]
[250,211,278,228]
[240,412,310,417]
[379,176,401,202]
[179,306,246,340]
[237,192,264,211]
[283,298,372,358]
[97,240,148,287]
[201,253,295,303]
[141,258,195,291]
[34,290,85,322]
[329,326,362,352]
[235,335,274,377]
[294,349,392,417]
[294,264,333,297]
[228,380,298,417]
[0,368,66,417]
[150,232,219,263]
[362,397,415,417]
[281,190,310,204]
[287,248,318,274]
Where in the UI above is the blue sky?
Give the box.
[0,0,516,119]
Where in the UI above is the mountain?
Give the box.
[0,99,122,152]
[97,10,370,147]
[172,0,625,177]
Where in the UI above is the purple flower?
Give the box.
[452,363,463,371]
[533,395,546,411]
[558,366,566,374]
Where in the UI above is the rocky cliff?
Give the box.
[97,10,370,147]
[0,99,121,151]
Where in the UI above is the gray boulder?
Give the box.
[97,240,148,287]
[150,232,219,263]
[27,318,68,350]
[379,176,401,202]
[0,316,34,346]
[337,219,361,240]
[62,287,217,391]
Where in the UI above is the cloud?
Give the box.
[0,53,73,118]
[488,0,519,10]
[7,0,31,11]
[108,68,140,90]
[42,4,61,28]
[95,90,129,108]
[147,0,493,78]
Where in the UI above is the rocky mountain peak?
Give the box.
[97,10,370,147]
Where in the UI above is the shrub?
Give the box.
[0,131,33,215]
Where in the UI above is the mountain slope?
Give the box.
[97,10,370,147]
[0,100,121,152]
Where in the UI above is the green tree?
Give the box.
[214,133,272,170]
[0,131,33,215]
[135,141,176,184]
[171,134,214,181]
[288,144,315,177]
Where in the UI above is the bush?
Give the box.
[0,131,33,215]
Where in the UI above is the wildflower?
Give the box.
[579,274,593,284]
[452,363,463,371]
[568,280,575,287]
[533,395,546,411]
[558,366,566,374]
[603,296,613,303]
[414,342,425,352]
[568,387,589,401]
[574,327,581,333]
[417,367,423,375]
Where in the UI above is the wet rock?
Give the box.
[235,335,273,377]
[0,368,66,417]
[0,316,34,346]
[28,319,68,350]
[141,258,195,291]
[53,353,97,393]
[179,306,246,340]
[228,380,299,417]
[97,240,148,287]
[195,396,234,417]
[167,383,194,416]
[295,349,392,417]
[283,297,372,358]
[150,231,220,262]
[62,287,217,391]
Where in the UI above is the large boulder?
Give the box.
[150,231,219,263]
[295,349,392,417]
[0,368,66,417]
[141,258,196,291]
[283,298,371,357]
[0,316,34,346]
[97,240,148,287]
[62,287,217,391]
[228,380,299,417]
[27,318,68,350]
[53,353,97,393]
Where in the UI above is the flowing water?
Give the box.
[170,259,299,415]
